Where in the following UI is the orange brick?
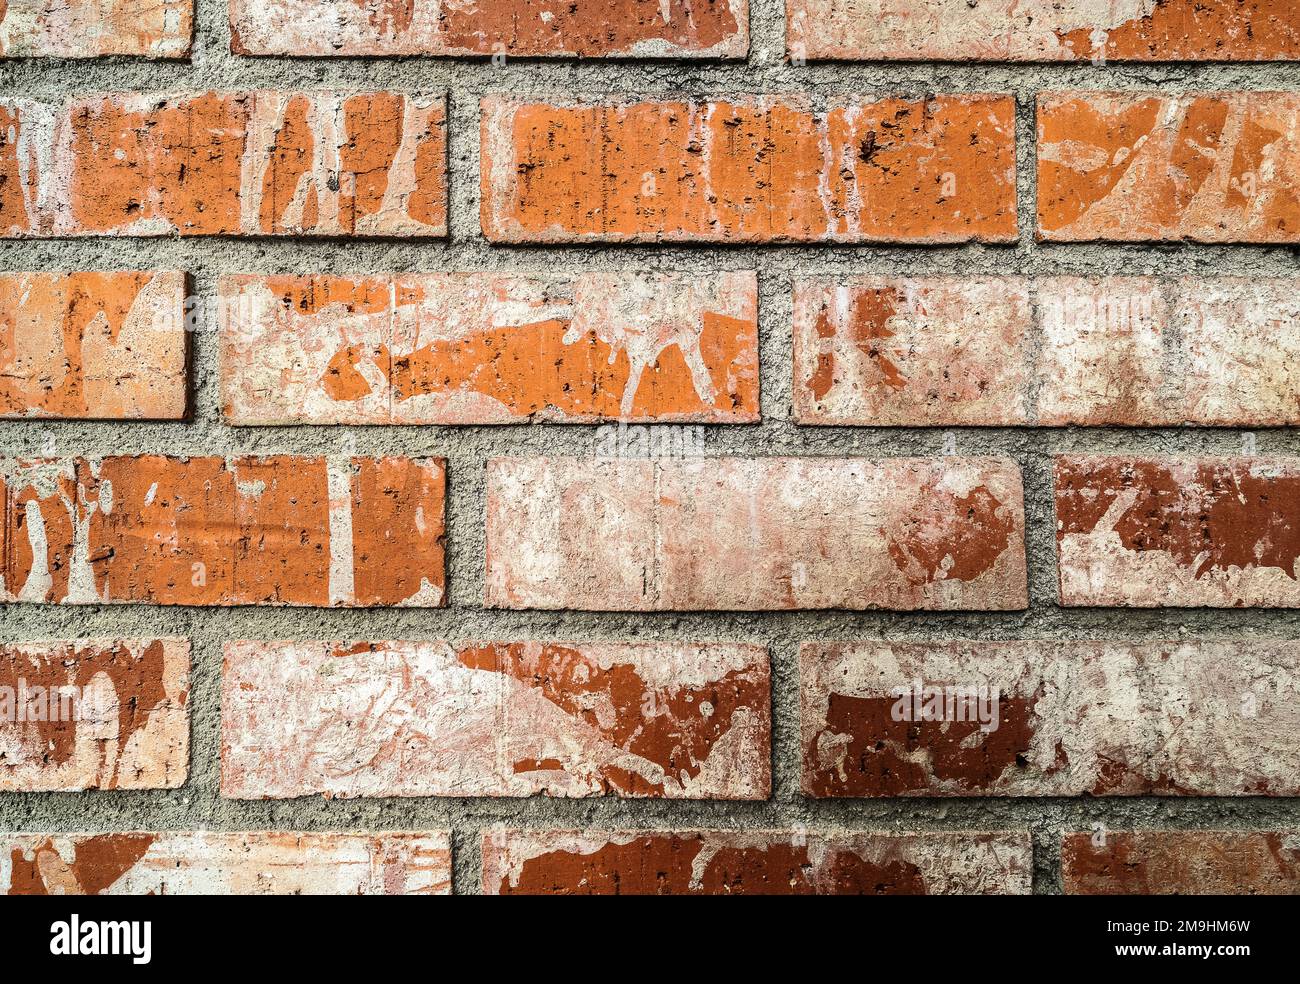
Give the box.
[789,1,1300,62]
[1038,91,1300,242]
[0,456,445,607]
[1,271,187,420]
[0,92,446,237]
[219,271,758,424]
[231,0,747,57]
[222,640,770,799]
[1062,831,1300,895]
[486,457,1027,610]
[0,0,192,57]
[482,829,1032,894]
[1,831,451,894]
[481,95,1018,243]
[0,639,189,791]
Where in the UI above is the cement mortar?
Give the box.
[2,0,1299,895]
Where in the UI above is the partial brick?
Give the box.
[0,92,446,238]
[1,271,187,420]
[796,276,1300,426]
[219,271,758,424]
[1,639,189,792]
[801,640,1300,797]
[1062,831,1300,895]
[1038,91,1300,243]
[482,829,1031,894]
[481,95,1017,244]
[0,456,445,606]
[789,1,1300,62]
[231,0,747,58]
[486,457,1027,611]
[1,831,450,894]
[1056,456,1300,607]
[222,640,769,799]
[0,0,192,58]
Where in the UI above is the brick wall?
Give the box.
[2,0,1300,895]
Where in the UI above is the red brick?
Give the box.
[0,92,446,238]
[789,1,1300,62]
[1,831,450,894]
[1,271,187,420]
[1038,91,1300,243]
[231,0,747,57]
[0,0,192,57]
[482,829,1031,894]
[1056,456,1300,607]
[221,640,769,799]
[1062,831,1300,895]
[795,276,1300,427]
[0,456,445,607]
[481,95,1017,244]
[802,640,1300,797]
[219,271,758,424]
[0,639,189,792]
[486,457,1027,611]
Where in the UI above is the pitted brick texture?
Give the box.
[221,640,770,799]
[0,92,446,237]
[1062,831,1300,895]
[231,0,748,58]
[0,456,446,607]
[801,640,1300,797]
[1,831,451,894]
[0,639,189,792]
[486,456,1027,611]
[481,829,1032,894]
[219,271,758,424]
[0,0,192,58]
[480,95,1017,243]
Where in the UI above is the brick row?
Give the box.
[0,0,192,57]
[1062,831,1300,895]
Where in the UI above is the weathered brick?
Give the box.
[1,271,187,420]
[1,831,451,894]
[222,640,769,799]
[802,640,1300,797]
[486,457,1027,611]
[219,271,758,424]
[1,639,189,792]
[795,276,1300,427]
[231,0,747,58]
[481,829,1031,894]
[1038,91,1300,243]
[0,0,192,58]
[1062,831,1300,895]
[1056,456,1300,607]
[0,455,445,606]
[481,95,1017,244]
[789,1,1300,62]
[0,92,446,237]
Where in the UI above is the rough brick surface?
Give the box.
[0,0,192,58]
[0,639,189,792]
[486,456,1027,611]
[789,1,1300,62]
[0,455,446,606]
[222,640,769,799]
[0,92,446,237]
[794,276,1300,426]
[480,95,1017,243]
[801,640,1300,797]
[1056,456,1300,608]
[1038,91,1300,243]
[1,271,187,420]
[1,831,451,894]
[231,0,748,58]
[481,829,1032,894]
[1062,831,1300,895]
[219,271,758,424]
